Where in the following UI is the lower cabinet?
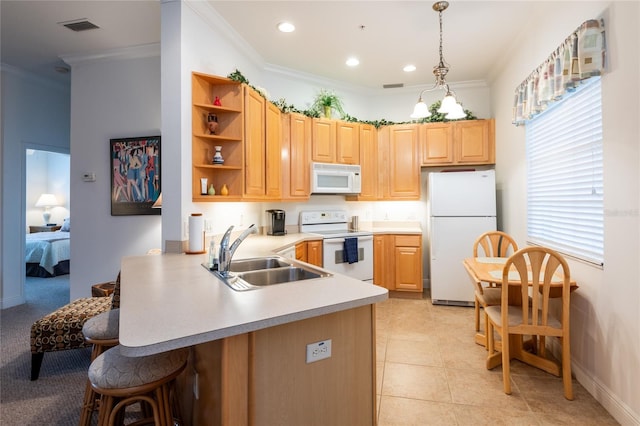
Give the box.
[374,234,423,292]
[296,240,323,267]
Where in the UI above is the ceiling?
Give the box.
[1,1,540,89]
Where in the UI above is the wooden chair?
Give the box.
[485,246,573,400]
[471,231,518,345]
[29,274,120,380]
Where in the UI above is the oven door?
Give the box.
[322,235,373,282]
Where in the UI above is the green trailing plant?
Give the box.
[226,69,476,126]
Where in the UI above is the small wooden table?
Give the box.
[463,257,578,376]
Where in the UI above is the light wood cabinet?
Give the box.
[373,234,423,292]
[281,113,311,200]
[306,240,323,267]
[346,123,377,201]
[394,235,423,292]
[243,85,266,197]
[455,119,495,164]
[311,118,336,163]
[378,125,421,200]
[420,123,454,165]
[191,72,244,201]
[336,121,360,164]
[420,119,495,166]
[265,102,282,198]
[295,239,323,267]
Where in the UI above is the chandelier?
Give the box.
[410,1,466,120]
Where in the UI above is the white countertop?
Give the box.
[119,233,389,356]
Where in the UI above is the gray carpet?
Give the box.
[1,276,92,425]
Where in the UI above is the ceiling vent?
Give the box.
[59,19,100,32]
[383,83,404,89]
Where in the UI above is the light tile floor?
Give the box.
[375,292,618,425]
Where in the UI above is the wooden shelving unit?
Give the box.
[192,72,244,201]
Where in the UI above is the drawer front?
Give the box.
[395,234,421,247]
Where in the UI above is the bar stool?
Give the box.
[80,308,120,426]
[88,345,188,426]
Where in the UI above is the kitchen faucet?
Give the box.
[217,224,258,277]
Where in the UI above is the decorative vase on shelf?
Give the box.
[208,184,216,195]
[207,113,218,135]
[220,184,229,196]
[212,146,224,164]
[213,96,222,106]
[323,105,332,118]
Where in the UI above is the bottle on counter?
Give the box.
[209,238,219,270]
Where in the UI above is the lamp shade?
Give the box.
[152,193,162,208]
[410,101,431,119]
[35,193,59,207]
[445,103,466,119]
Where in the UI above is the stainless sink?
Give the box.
[229,257,291,273]
[203,255,332,291]
[239,266,327,286]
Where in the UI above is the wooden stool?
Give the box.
[80,309,120,426]
[88,345,188,426]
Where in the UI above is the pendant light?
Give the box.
[410,1,466,120]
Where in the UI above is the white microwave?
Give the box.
[311,162,362,194]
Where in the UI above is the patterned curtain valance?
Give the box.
[512,19,606,126]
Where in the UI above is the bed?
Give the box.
[25,221,70,277]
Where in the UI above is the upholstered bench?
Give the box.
[30,276,120,381]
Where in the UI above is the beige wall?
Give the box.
[490,2,639,424]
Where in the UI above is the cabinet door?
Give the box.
[311,119,336,163]
[336,121,360,164]
[373,235,395,290]
[388,125,420,199]
[265,102,282,198]
[394,235,423,292]
[244,86,266,196]
[454,119,495,164]
[288,114,311,198]
[306,240,323,267]
[353,124,377,200]
[420,123,454,165]
[295,242,307,263]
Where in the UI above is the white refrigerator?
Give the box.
[428,170,496,306]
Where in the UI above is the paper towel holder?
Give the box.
[185,213,206,254]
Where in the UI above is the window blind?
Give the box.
[526,77,603,265]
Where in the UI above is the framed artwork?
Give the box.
[110,135,161,216]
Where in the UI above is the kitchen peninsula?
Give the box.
[118,233,388,425]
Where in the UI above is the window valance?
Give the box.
[512,19,605,126]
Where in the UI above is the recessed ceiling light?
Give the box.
[277,22,295,33]
[346,57,360,67]
[403,65,417,72]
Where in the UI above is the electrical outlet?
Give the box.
[306,339,332,363]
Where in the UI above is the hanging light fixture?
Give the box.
[410,1,466,120]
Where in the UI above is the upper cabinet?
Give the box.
[191,72,244,201]
[346,123,377,201]
[265,102,283,198]
[311,118,336,163]
[281,113,311,200]
[420,119,495,166]
[336,121,360,165]
[244,85,266,197]
[312,119,360,165]
[378,124,421,200]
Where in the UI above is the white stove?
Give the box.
[299,210,373,282]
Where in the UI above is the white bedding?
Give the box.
[25,231,70,275]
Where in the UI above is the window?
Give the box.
[526,77,603,265]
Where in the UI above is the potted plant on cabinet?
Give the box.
[311,89,345,119]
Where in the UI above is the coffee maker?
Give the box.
[265,209,286,236]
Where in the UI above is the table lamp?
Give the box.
[35,193,59,225]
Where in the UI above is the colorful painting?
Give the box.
[110,136,161,216]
